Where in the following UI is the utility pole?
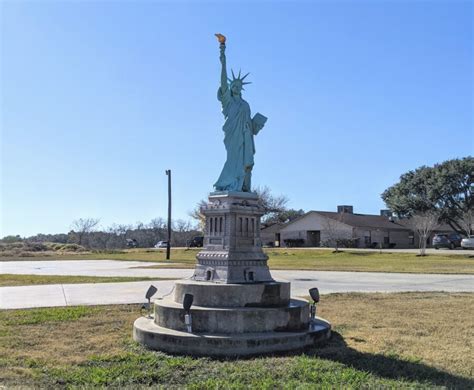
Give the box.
[165,169,172,260]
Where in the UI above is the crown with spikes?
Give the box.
[228,69,251,90]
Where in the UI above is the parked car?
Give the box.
[432,233,462,249]
[126,238,138,248]
[461,235,474,249]
[154,241,169,249]
[187,236,204,248]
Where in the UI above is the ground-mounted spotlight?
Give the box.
[141,285,158,318]
[183,293,194,333]
[308,287,320,321]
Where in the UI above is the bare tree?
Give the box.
[405,211,440,256]
[322,212,347,252]
[88,230,111,250]
[149,218,166,231]
[190,187,289,231]
[70,218,100,246]
[188,200,207,232]
[147,218,167,246]
[255,186,289,219]
[458,209,473,236]
[174,219,192,232]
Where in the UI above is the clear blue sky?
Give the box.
[1,0,473,237]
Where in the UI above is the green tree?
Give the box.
[382,157,473,235]
[0,235,23,243]
[262,208,305,224]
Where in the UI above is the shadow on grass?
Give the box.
[308,332,473,389]
[334,251,379,256]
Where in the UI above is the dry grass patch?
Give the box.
[0,292,473,387]
[0,305,138,384]
[0,274,175,287]
[317,292,474,379]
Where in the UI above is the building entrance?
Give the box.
[307,230,321,247]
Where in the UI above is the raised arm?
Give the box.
[219,44,228,92]
[215,34,228,92]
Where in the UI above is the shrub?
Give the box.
[0,242,24,251]
[23,242,48,252]
[336,238,359,248]
[283,238,305,247]
[60,244,86,252]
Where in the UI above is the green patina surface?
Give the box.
[213,36,266,193]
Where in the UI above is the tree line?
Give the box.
[1,218,201,250]
[2,157,470,255]
[1,186,304,251]
[382,156,472,255]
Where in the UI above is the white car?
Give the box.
[461,236,474,249]
[154,241,169,249]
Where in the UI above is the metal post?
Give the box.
[165,169,171,260]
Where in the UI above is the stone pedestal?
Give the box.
[133,192,331,356]
[193,191,272,283]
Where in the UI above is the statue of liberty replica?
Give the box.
[213,33,267,193]
[186,33,273,284]
[133,34,331,356]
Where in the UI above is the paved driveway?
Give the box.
[1,260,473,309]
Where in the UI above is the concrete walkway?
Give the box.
[1,260,473,309]
[0,260,190,278]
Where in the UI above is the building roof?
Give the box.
[397,219,454,232]
[275,210,456,233]
[260,222,284,232]
[315,211,409,231]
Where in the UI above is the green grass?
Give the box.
[40,351,438,388]
[0,274,174,287]
[2,248,473,274]
[265,249,474,274]
[0,293,473,388]
[0,306,97,326]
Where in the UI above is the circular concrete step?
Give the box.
[154,298,309,333]
[174,279,290,307]
[133,316,331,357]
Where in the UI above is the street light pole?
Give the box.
[165,169,171,260]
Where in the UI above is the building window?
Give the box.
[408,232,414,245]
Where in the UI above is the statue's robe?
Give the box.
[214,87,255,192]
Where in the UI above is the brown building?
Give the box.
[262,206,455,249]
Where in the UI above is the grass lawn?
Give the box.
[0,292,472,388]
[266,249,474,274]
[2,248,474,274]
[0,274,175,287]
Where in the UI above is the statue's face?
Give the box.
[231,81,242,95]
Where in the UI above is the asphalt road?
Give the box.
[1,260,473,309]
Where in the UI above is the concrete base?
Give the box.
[174,279,290,307]
[133,276,332,356]
[132,191,331,356]
[154,298,309,333]
[133,316,331,357]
